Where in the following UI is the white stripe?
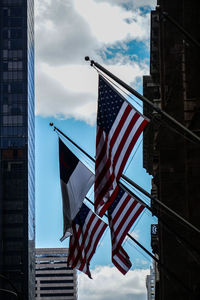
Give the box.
[113,202,142,249]
[68,225,80,264]
[111,192,128,219]
[108,102,129,139]
[82,210,93,233]
[114,115,144,176]
[112,199,134,235]
[82,215,98,251]
[95,168,112,195]
[113,253,130,272]
[96,103,128,182]
[86,221,106,260]
[96,128,106,157]
[108,105,136,160]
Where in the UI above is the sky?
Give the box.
[35,0,157,299]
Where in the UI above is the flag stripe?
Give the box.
[67,203,107,279]
[95,104,132,187]
[118,118,149,177]
[112,247,132,275]
[108,188,145,275]
[94,75,149,216]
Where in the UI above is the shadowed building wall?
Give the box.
[0,1,35,299]
[143,1,200,299]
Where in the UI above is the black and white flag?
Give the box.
[59,138,94,241]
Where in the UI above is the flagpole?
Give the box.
[158,7,200,50]
[84,196,193,294]
[84,56,200,144]
[0,274,20,300]
[53,125,194,294]
[121,174,200,235]
[56,120,200,256]
[119,182,200,260]
[51,124,200,235]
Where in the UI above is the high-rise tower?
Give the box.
[0,1,35,299]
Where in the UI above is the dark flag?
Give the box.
[67,203,107,278]
[94,75,149,217]
[59,138,94,241]
[108,188,145,274]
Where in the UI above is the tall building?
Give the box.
[146,263,156,300]
[35,248,77,300]
[143,1,200,299]
[0,1,35,299]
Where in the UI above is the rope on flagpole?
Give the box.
[84,196,193,295]
[84,56,200,144]
[50,123,200,236]
[52,124,200,260]
[51,124,197,295]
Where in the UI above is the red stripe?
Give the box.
[95,106,131,201]
[118,119,149,177]
[94,172,115,210]
[69,226,84,268]
[79,217,102,270]
[95,157,111,190]
[87,223,107,262]
[108,105,132,159]
[96,185,119,218]
[114,202,144,248]
[95,106,132,189]
[113,199,138,235]
[112,194,132,225]
[95,130,108,167]
[111,113,139,176]
[68,209,107,278]
[67,225,82,266]
[112,247,131,275]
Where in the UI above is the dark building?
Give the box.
[143,1,200,299]
[0,1,35,299]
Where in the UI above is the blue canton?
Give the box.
[74,203,90,226]
[97,76,124,134]
[108,188,125,215]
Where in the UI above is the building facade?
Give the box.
[0,0,35,299]
[35,248,77,300]
[146,263,156,300]
[143,1,200,299]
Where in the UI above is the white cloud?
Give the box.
[35,59,149,124]
[35,0,151,123]
[35,0,99,66]
[78,265,149,300]
[74,0,151,44]
[94,0,156,9]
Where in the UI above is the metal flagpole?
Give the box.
[119,182,200,260]
[51,124,200,235]
[52,125,196,294]
[84,196,193,295]
[0,274,20,300]
[84,56,200,144]
[157,7,200,50]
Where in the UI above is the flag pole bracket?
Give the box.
[85,56,94,66]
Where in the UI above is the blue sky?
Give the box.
[35,0,157,299]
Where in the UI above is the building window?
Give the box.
[3,115,23,126]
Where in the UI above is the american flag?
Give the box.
[67,203,107,278]
[94,75,149,217]
[108,188,145,274]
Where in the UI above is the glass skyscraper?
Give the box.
[0,1,35,299]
